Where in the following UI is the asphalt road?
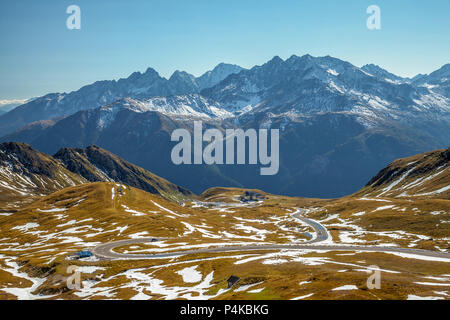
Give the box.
[292,210,329,243]
[93,210,450,261]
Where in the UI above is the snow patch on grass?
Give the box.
[332,285,358,291]
[176,266,202,283]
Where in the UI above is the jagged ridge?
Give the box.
[54,145,194,201]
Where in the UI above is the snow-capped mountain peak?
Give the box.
[197,63,245,90]
[97,95,234,131]
[0,55,449,138]
[361,64,407,84]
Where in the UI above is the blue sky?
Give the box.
[0,0,449,99]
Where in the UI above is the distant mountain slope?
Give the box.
[356,148,449,199]
[3,101,441,198]
[0,99,31,114]
[196,63,244,90]
[361,64,408,84]
[1,118,63,144]
[2,104,243,195]
[0,142,87,210]
[413,64,450,99]
[97,95,234,119]
[54,145,194,201]
[0,64,245,136]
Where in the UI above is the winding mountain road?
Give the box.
[93,209,450,261]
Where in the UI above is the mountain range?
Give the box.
[0,142,192,213]
[0,63,244,136]
[1,55,449,198]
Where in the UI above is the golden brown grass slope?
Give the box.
[356,148,449,199]
[0,148,449,300]
[0,182,448,300]
[53,145,194,202]
[302,148,450,249]
[0,142,87,212]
